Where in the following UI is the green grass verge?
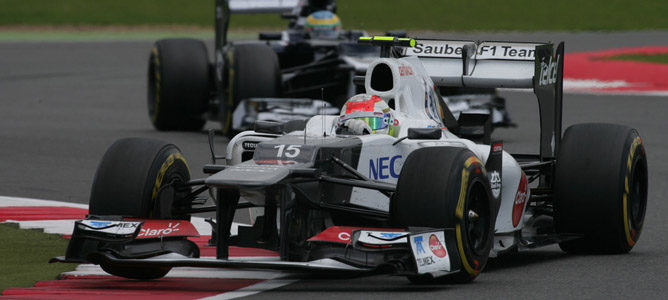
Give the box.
[0,0,667,31]
[0,223,76,293]
[605,53,668,64]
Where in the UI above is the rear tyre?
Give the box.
[554,123,647,254]
[89,138,194,279]
[148,38,209,131]
[392,147,494,284]
[220,43,280,136]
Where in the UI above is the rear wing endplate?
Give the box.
[405,39,564,164]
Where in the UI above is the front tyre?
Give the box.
[89,138,191,219]
[392,147,495,284]
[554,123,648,254]
[89,138,196,279]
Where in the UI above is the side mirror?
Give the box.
[259,32,282,41]
[408,128,442,140]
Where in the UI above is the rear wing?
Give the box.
[227,0,300,13]
[403,38,565,164]
[216,0,299,52]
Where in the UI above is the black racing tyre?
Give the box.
[391,147,495,284]
[554,123,647,254]
[148,38,209,131]
[100,264,172,280]
[89,138,191,220]
[98,239,200,280]
[89,138,194,280]
[220,43,280,136]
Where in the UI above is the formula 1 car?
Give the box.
[147,0,513,137]
[55,36,647,284]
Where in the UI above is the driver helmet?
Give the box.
[304,10,341,40]
[338,94,398,136]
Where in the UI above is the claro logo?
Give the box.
[539,54,560,86]
[138,222,181,238]
[512,173,529,227]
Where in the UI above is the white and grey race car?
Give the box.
[54,36,647,284]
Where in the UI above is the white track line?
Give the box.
[0,195,246,235]
[198,279,299,300]
[0,195,88,208]
[64,264,285,280]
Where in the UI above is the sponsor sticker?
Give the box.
[308,226,404,244]
[398,65,414,76]
[406,40,469,58]
[539,54,561,86]
[369,155,402,180]
[476,42,537,60]
[512,172,529,227]
[307,226,356,244]
[406,40,538,61]
[78,220,141,236]
[242,141,259,150]
[357,231,409,245]
[135,220,199,239]
[490,170,502,199]
[429,234,447,258]
[410,231,451,274]
[254,160,297,165]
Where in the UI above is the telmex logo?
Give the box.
[88,221,113,228]
[369,155,402,180]
[414,236,426,254]
[378,232,404,239]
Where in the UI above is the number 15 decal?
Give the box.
[274,144,301,158]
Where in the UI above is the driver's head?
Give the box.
[338,94,398,136]
[304,10,341,40]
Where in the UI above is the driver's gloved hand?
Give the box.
[344,119,372,135]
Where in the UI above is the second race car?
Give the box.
[147,0,514,137]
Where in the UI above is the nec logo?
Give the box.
[369,155,402,180]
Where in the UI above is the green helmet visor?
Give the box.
[355,116,388,130]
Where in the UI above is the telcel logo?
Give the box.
[539,54,560,86]
[490,171,501,198]
[369,155,402,180]
[429,234,447,258]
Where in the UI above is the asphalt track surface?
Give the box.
[1,31,668,298]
